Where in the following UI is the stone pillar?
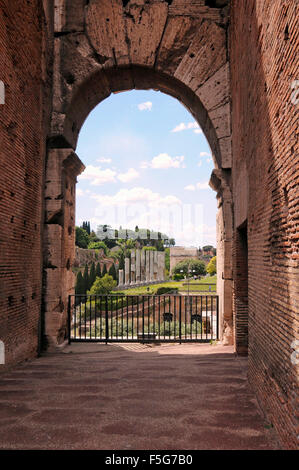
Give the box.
[145,250,150,282]
[125,258,130,285]
[43,148,85,349]
[210,169,233,346]
[153,251,158,280]
[136,249,141,283]
[118,269,124,287]
[131,250,136,284]
[150,251,154,281]
[158,252,165,281]
[141,249,146,282]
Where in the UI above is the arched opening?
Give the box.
[44,66,233,349]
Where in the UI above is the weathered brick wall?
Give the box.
[0,1,53,366]
[230,0,299,449]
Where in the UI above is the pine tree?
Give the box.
[96,262,101,279]
[102,264,107,277]
[83,265,89,293]
[108,263,117,281]
[75,271,84,296]
[89,262,96,289]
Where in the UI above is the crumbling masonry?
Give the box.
[0,0,298,449]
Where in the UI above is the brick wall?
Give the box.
[230,0,299,449]
[0,1,53,366]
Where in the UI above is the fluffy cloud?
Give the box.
[78,165,117,186]
[117,168,140,183]
[92,187,181,208]
[184,184,196,191]
[141,153,185,169]
[197,181,210,190]
[138,101,152,111]
[171,121,202,134]
[200,152,211,157]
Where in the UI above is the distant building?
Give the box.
[170,246,199,274]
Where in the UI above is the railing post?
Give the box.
[179,295,182,344]
[105,296,109,345]
[67,295,71,344]
[216,295,219,340]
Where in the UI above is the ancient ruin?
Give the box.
[118,250,165,288]
[0,0,298,449]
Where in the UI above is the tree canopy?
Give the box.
[207,256,217,276]
[173,258,206,277]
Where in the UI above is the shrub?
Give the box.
[156,286,179,295]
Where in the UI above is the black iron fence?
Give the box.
[68,294,219,343]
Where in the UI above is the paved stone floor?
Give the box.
[0,343,280,450]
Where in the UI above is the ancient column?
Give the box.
[118,269,124,287]
[131,250,136,284]
[153,251,158,280]
[145,250,150,282]
[141,249,146,282]
[136,249,141,283]
[150,250,154,281]
[125,258,130,285]
[158,252,165,281]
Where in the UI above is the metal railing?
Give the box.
[68,294,219,344]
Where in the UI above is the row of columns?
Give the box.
[118,250,165,287]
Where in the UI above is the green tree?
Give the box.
[83,265,89,292]
[75,271,84,296]
[108,263,117,281]
[88,274,117,295]
[207,256,217,276]
[95,262,102,278]
[165,247,170,271]
[75,226,89,249]
[102,264,107,277]
[88,240,109,255]
[173,258,206,277]
[89,262,96,289]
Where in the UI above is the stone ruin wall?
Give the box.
[230,0,299,449]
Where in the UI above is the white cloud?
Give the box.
[206,158,213,164]
[200,152,211,157]
[78,165,117,186]
[197,161,202,168]
[184,184,196,191]
[138,101,152,111]
[92,187,181,208]
[197,181,210,190]
[76,188,84,196]
[171,121,202,134]
[141,153,185,170]
[97,157,112,164]
[117,168,140,183]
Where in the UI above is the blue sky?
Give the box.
[76,90,217,247]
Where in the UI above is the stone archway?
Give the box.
[44,0,233,349]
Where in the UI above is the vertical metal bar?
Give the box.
[163,295,166,340]
[184,293,187,341]
[195,296,198,340]
[168,295,171,339]
[211,296,213,340]
[179,296,182,344]
[216,295,219,340]
[105,296,109,344]
[110,296,113,340]
[206,295,208,340]
[94,295,96,339]
[68,295,71,344]
[200,296,203,340]
[158,294,161,340]
[79,299,82,339]
[174,295,176,340]
[190,296,192,341]
[126,295,129,340]
[142,296,145,340]
[148,296,150,337]
[89,295,92,340]
[153,296,155,340]
[116,295,118,339]
[137,296,139,340]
